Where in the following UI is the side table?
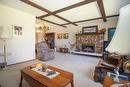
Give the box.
[0,53,11,70]
[59,47,68,53]
[103,76,129,87]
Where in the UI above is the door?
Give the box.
[108,27,116,42]
[45,33,55,49]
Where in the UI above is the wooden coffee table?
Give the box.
[103,76,129,87]
[19,65,74,87]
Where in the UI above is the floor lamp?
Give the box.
[0,26,12,69]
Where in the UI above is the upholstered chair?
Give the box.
[36,41,55,61]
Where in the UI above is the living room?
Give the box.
[0,0,130,87]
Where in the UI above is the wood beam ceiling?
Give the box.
[39,0,97,18]
[20,0,114,27]
[61,14,119,25]
[97,0,107,22]
[20,0,78,26]
[36,17,67,28]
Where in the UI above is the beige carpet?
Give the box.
[0,52,102,87]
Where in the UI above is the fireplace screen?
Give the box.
[82,44,95,52]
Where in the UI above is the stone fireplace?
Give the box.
[75,33,104,54]
[82,44,95,52]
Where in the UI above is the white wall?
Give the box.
[46,17,118,50]
[0,4,35,65]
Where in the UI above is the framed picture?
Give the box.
[57,33,62,39]
[82,26,98,34]
[12,25,23,37]
[108,27,116,41]
[63,33,68,39]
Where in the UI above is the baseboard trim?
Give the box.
[7,59,37,66]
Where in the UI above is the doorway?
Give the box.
[45,33,55,49]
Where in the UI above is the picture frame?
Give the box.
[108,27,116,41]
[57,33,62,39]
[12,25,23,37]
[63,33,68,39]
[82,26,98,34]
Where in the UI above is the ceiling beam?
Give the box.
[61,14,119,25]
[97,0,107,22]
[39,0,97,18]
[36,17,67,28]
[20,0,78,26]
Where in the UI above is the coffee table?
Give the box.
[19,65,74,87]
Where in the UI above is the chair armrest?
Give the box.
[96,65,115,71]
[97,60,116,70]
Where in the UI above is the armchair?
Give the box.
[94,53,129,83]
[36,41,55,61]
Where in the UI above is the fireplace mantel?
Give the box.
[75,33,104,56]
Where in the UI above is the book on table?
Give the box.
[107,72,128,80]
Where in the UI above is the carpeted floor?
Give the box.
[0,52,102,87]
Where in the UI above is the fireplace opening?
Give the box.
[82,44,95,52]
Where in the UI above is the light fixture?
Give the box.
[36,22,50,33]
[106,4,130,55]
[36,22,50,42]
[0,26,12,69]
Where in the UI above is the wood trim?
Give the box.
[61,14,119,25]
[97,0,107,22]
[41,19,67,28]
[106,14,119,18]
[54,15,78,26]
[75,32,104,35]
[20,0,51,14]
[36,17,67,28]
[39,0,97,18]
[20,0,77,26]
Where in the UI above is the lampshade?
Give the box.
[0,26,12,39]
[106,4,130,55]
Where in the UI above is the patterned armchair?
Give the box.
[36,41,55,61]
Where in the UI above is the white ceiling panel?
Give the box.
[44,16,68,24]
[57,2,101,22]
[31,0,84,11]
[103,0,130,16]
[0,0,47,16]
[0,0,130,25]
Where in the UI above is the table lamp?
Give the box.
[0,26,12,68]
[106,4,130,55]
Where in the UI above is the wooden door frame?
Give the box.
[45,32,55,49]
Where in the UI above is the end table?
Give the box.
[59,47,68,53]
[0,52,11,70]
[103,76,129,87]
